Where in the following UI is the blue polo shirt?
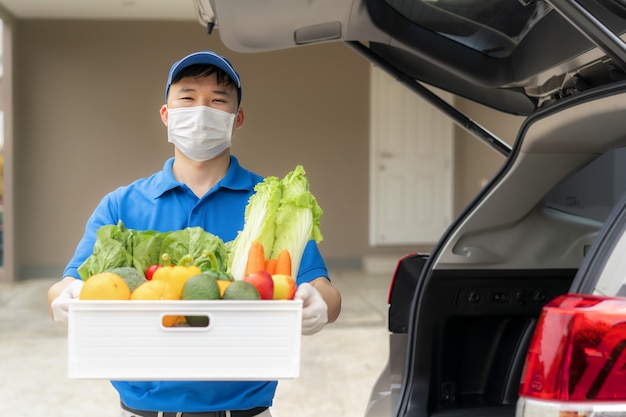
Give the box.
[63,155,328,412]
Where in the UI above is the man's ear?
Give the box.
[159,105,168,126]
[235,108,245,129]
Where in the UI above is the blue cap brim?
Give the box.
[165,51,241,105]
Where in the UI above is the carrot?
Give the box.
[275,249,292,276]
[265,258,277,275]
[245,242,265,276]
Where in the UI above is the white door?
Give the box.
[370,66,453,246]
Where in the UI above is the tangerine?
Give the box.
[79,272,131,300]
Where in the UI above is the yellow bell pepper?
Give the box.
[151,264,201,298]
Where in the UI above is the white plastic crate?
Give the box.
[67,299,302,380]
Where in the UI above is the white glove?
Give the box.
[295,283,328,335]
[51,280,84,327]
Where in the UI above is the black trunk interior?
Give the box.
[401,267,576,416]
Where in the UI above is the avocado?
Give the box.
[182,273,221,327]
[181,273,220,301]
[222,281,261,300]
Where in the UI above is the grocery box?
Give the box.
[67,299,302,380]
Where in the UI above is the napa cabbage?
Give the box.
[270,165,323,278]
[227,165,323,280]
[227,175,282,281]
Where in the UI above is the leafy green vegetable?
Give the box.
[227,165,323,280]
[132,229,169,275]
[228,175,282,281]
[77,222,228,280]
[97,220,134,253]
[160,226,228,272]
[78,221,134,280]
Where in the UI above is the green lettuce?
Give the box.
[77,221,134,280]
[131,229,169,275]
[160,226,228,272]
[77,222,228,280]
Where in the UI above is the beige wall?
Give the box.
[0,6,15,284]
[11,19,522,280]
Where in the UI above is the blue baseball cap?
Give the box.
[165,51,242,106]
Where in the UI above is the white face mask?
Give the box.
[167,106,236,161]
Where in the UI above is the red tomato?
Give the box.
[145,264,162,281]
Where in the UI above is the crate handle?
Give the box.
[160,313,213,330]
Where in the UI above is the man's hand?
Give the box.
[49,279,84,327]
[295,282,328,335]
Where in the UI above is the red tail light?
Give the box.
[386,252,418,304]
[517,294,626,416]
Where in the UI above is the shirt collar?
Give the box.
[152,155,254,199]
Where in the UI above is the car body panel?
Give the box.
[198,0,626,116]
[195,0,626,415]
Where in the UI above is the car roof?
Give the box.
[199,0,626,115]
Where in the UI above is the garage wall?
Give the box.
[12,19,519,280]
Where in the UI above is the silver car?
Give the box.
[197,1,626,416]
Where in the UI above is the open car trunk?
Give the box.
[397,81,626,416]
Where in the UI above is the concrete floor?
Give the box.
[0,269,392,417]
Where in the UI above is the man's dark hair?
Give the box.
[172,64,237,90]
